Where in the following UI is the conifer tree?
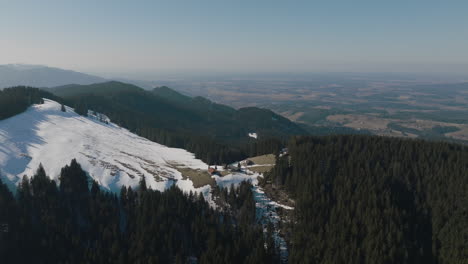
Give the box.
[59,159,88,196]
[139,175,147,192]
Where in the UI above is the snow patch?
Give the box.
[217,164,293,261]
[0,99,212,203]
[248,132,258,139]
[212,172,258,189]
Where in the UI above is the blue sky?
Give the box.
[1,0,467,75]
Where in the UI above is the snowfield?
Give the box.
[0,99,212,200]
[0,100,292,259]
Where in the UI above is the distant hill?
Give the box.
[50,81,143,97]
[50,81,307,140]
[0,64,106,88]
[47,81,307,163]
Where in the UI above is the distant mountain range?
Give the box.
[0,64,106,88]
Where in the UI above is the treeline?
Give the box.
[0,85,285,165]
[0,160,280,263]
[0,86,287,164]
[138,126,245,164]
[264,135,468,264]
[47,82,304,164]
[65,93,285,164]
[0,87,54,120]
[140,128,284,165]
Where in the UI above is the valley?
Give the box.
[0,97,294,261]
[156,75,468,143]
[0,85,466,263]
[2,1,468,263]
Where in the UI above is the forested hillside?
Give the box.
[0,87,59,120]
[265,135,468,263]
[48,82,305,163]
[0,160,280,263]
[3,86,467,264]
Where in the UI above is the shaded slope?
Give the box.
[51,81,307,139]
[265,135,468,263]
[47,82,307,163]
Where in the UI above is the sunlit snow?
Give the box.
[0,99,211,201]
[248,132,258,139]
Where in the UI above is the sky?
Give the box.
[1,0,467,76]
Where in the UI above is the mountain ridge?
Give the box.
[0,98,215,201]
[0,64,106,88]
[47,81,308,142]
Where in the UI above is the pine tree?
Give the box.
[91,180,100,196]
[74,100,88,116]
[59,159,89,196]
[139,175,147,193]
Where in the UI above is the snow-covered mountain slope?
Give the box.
[0,99,211,198]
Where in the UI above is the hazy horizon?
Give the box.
[1,0,468,77]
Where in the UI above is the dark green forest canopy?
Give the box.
[50,81,307,139]
[264,135,468,264]
[0,85,290,164]
[47,81,306,163]
[0,160,280,263]
[0,84,363,164]
[1,86,468,263]
[0,87,60,120]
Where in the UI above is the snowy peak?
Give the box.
[0,99,212,198]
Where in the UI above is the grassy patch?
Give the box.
[248,165,274,173]
[246,154,276,174]
[176,167,215,188]
[249,154,276,165]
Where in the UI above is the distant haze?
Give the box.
[0,64,105,88]
[1,1,468,77]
